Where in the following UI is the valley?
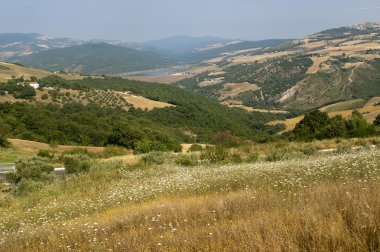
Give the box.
[1,19,380,252]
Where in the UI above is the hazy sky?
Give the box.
[1,0,380,42]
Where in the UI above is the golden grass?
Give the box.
[218,82,260,100]
[307,56,330,74]
[118,93,175,111]
[8,139,105,155]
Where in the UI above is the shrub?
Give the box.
[266,149,286,162]
[189,144,204,152]
[37,149,55,159]
[100,145,127,158]
[141,152,166,165]
[200,146,229,163]
[63,148,89,156]
[12,179,45,196]
[245,152,259,163]
[336,143,352,154]
[13,157,54,182]
[229,153,243,164]
[175,155,198,167]
[63,155,91,174]
[41,94,49,100]
[302,145,318,156]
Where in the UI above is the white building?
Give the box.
[29,82,40,89]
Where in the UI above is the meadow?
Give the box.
[0,138,379,251]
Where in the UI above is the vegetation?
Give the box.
[0,140,380,251]
[20,43,176,74]
[291,110,378,140]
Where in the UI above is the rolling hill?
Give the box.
[177,23,380,111]
[0,33,82,61]
[0,61,82,83]
[19,43,176,75]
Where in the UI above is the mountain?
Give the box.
[19,43,176,74]
[177,23,380,111]
[144,35,292,63]
[143,36,232,55]
[0,33,82,61]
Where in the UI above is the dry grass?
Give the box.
[218,82,260,100]
[1,148,380,251]
[118,92,175,111]
[8,139,105,155]
[307,56,330,74]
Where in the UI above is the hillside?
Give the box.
[0,62,82,82]
[0,33,82,61]
[19,43,176,75]
[177,23,380,111]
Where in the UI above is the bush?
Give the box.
[229,153,243,164]
[12,157,54,182]
[99,145,127,158]
[336,143,352,154]
[63,155,91,174]
[141,152,166,165]
[63,148,89,156]
[266,149,286,162]
[200,146,229,163]
[245,152,259,163]
[302,145,318,156]
[41,94,49,100]
[175,154,198,166]
[12,179,45,196]
[189,144,204,152]
[37,149,55,159]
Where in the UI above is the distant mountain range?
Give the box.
[0,33,292,74]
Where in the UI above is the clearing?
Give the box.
[307,56,330,74]
[218,82,260,100]
[117,92,175,111]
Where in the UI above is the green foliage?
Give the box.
[99,145,127,158]
[141,152,166,165]
[266,149,286,162]
[62,155,91,174]
[302,145,318,156]
[8,157,54,184]
[21,43,175,74]
[41,93,49,100]
[200,146,229,163]
[174,154,198,166]
[373,114,380,127]
[37,149,55,159]
[292,110,376,141]
[189,144,204,152]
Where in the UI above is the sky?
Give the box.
[1,0,380,42]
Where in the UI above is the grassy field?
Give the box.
[0,143,379,251]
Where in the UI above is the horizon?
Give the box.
[1,0,379,42]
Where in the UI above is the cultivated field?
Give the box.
[118,92,175,111]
